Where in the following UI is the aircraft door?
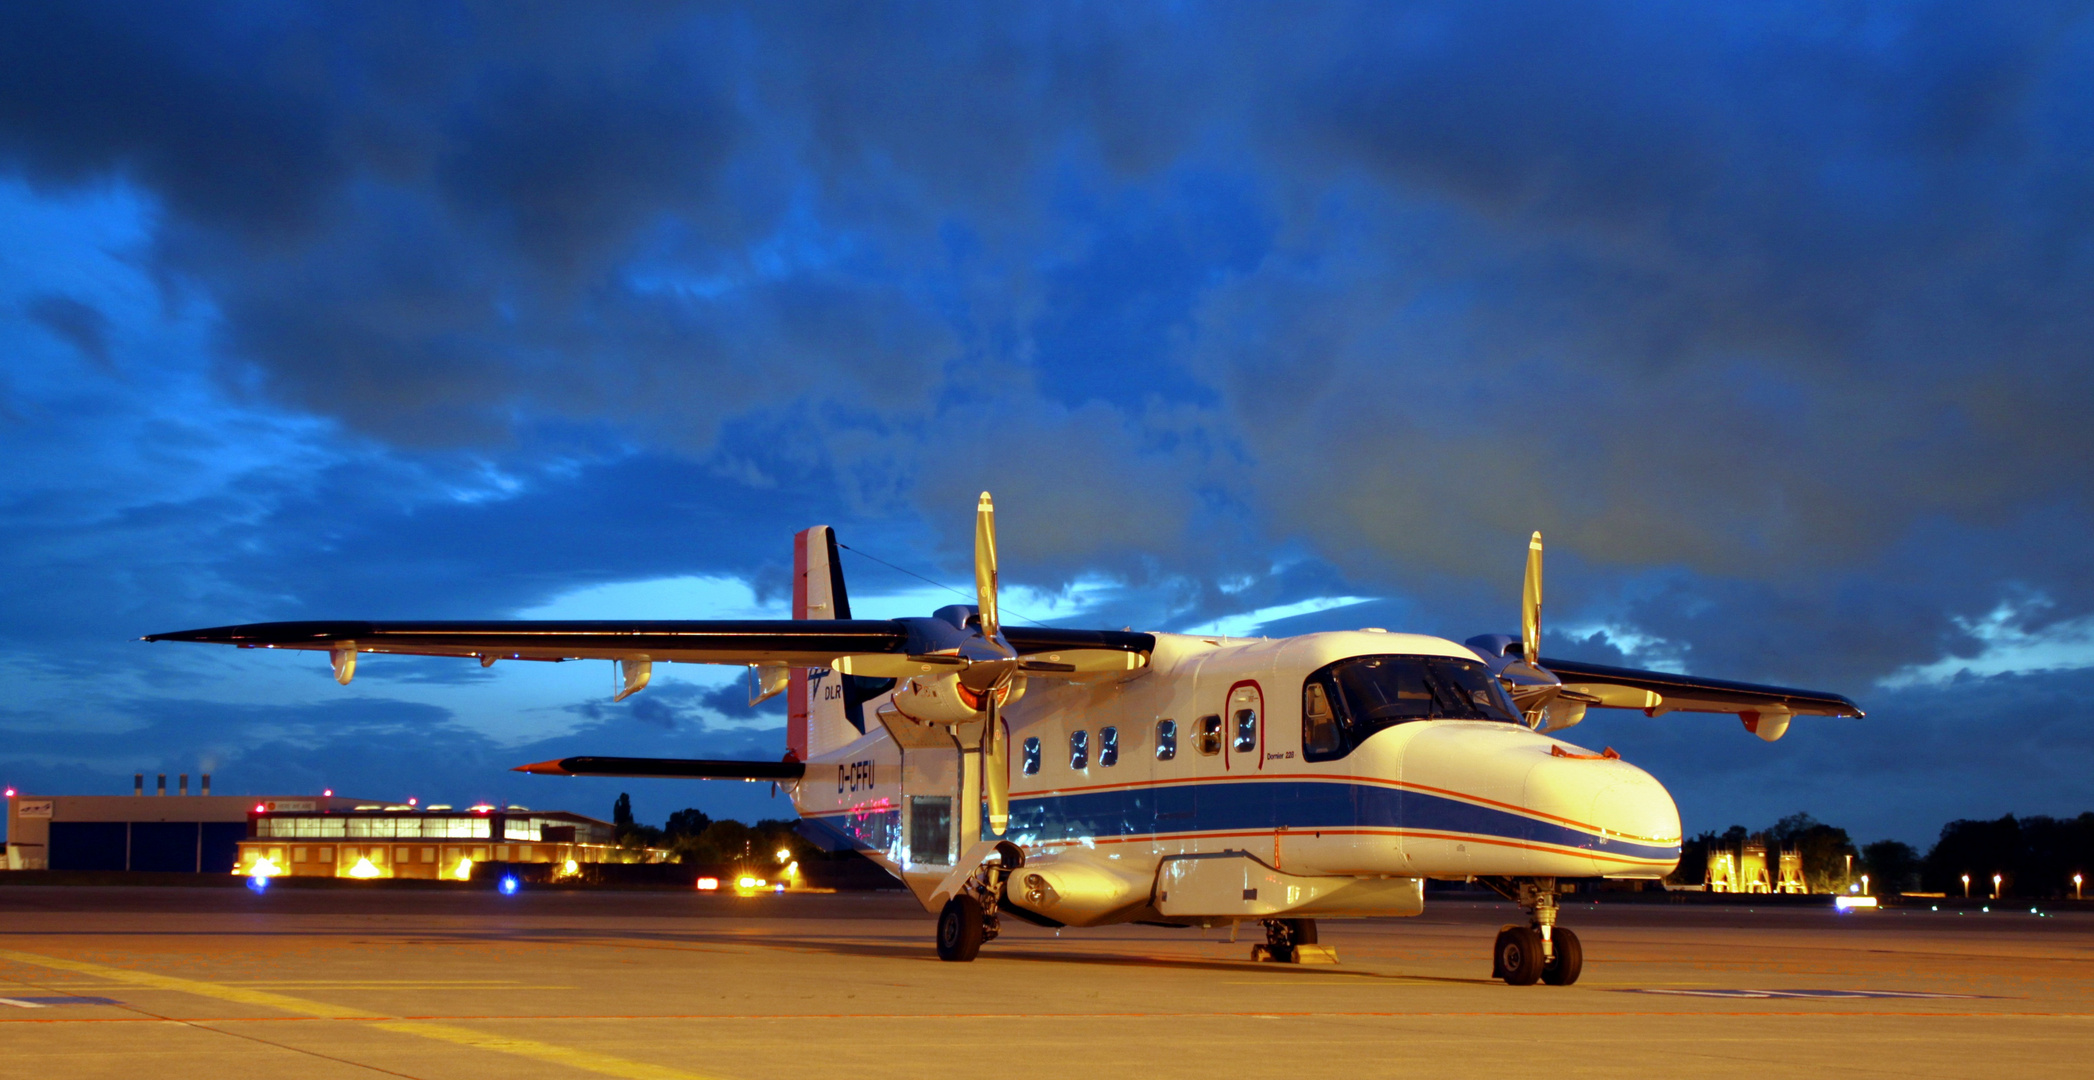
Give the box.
[1226,682,1264,771]
[876,709,965,900]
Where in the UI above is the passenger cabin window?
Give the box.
[1021,737,1042,775]
[1195,715,1224,756]
[1301,654,1518,762]
[1155,719,1178,760]
[1069,729,1089,770]
[1099,726,1119,767]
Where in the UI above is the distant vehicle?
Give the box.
[148,495,1860,985]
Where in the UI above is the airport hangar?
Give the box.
[4,777,656,878]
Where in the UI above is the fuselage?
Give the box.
[794,629,1681,923]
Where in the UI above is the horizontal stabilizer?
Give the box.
[511,756,807,780]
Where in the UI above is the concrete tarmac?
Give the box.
[1,885,2088,1080]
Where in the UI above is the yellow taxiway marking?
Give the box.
[0,948,728,1080]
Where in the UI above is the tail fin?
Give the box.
[789,526,886,759]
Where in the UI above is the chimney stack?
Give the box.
[135,773,144,797]
[156,774,166,796]
[179,774,188,796]
[201,774,211,796]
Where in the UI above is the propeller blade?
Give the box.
[832,653,967,678]
[1521,531,1543,665]
[982,694,1009,836]
[975,491,999,642]
[1015,648,1148,678]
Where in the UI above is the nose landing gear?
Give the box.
[1479,876,1582,986]
[935,841,1025,962]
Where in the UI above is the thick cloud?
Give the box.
[5,2,2094,832]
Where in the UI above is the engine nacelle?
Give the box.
[889,674,1022,726]
[1534,698,1587,734]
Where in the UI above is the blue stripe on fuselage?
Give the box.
[999,779,1678,862]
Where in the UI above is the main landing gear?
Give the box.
[936,842,1026,962]
[1255,917,1318,963]
[1479,876,1582,986]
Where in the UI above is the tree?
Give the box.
[1923,813,2094,897]
[664,808,713,838]
[612,793,634,828]
[1768,812,1857,892]
[1860,839,1919,894]
[1924,815,2022,895]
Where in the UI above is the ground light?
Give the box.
[696,877,719,890]
[1834,896,1878,912]
[498,875,520,896]
[247,874,269,893]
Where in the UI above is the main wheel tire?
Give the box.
[936,896,986,962]
[1541,926,1582,986]
[1285,918,1318,946]
[1494,926,1543,986]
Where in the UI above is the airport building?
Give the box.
[236,804,668,880]
[5,776,368,871]
[7,779,671,878]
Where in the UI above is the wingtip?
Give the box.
[512,758,571,775]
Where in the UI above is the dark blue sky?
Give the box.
[5,2,2093,845]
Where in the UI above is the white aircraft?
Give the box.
[147,494,1861,985]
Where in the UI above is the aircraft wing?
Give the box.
[1538,656,1865,718]
[142,619,912,666]
[512,756,806,780]
[142,619,1156,667]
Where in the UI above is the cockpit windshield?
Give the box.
[1302,654,1518,761]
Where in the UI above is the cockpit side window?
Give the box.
[1303,681,1343,759]
[1303,654,1517,761]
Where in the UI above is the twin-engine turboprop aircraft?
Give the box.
[146,494,1861,985]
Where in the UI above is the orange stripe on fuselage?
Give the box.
[995,771,1675,845]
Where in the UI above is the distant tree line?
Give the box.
[609,793,837,867]
[1671,810,2094,898]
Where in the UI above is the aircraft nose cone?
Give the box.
[1524,750,1681,877]
[1591,771,1680,854]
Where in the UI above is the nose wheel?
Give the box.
[1479,876,1582,986]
